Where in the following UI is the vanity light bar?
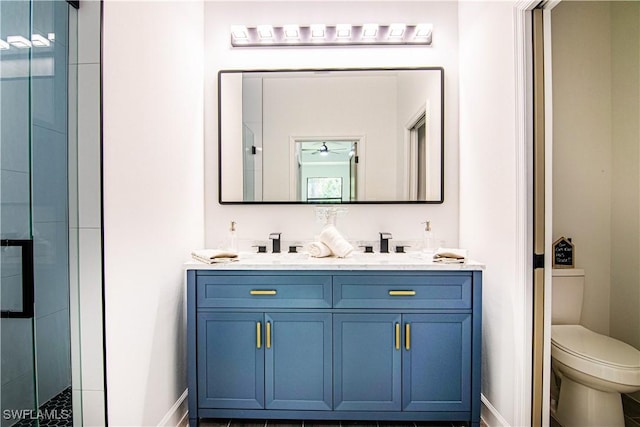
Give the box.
[230,24,432,47]
[0,33,56,50]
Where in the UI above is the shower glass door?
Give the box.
[1,1,78,425]
[1,0,37,424]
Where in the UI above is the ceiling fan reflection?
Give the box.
[302,142,352,156]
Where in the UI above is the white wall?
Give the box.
[396,69,443,201]
[242,77,263,201]
[205,0,460,250]
[610,1,640,350]
[220,73,244,201]
[262,75,397,200]
[551,1,613,336]
[102,2,204,425]
[551,1,640,349]
[96,2,537,426]
[458,2,530,426]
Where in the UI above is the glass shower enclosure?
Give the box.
[1,1,80,425]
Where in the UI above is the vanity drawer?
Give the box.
[333,274,472,309]
[197,274,332,308]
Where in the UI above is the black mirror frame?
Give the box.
[217,67,445,205]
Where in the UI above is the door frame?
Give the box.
[511,1,557,426]
[289,135,366,201]
[524,1,561,426]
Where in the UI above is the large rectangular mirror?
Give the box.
[219,67,444,204]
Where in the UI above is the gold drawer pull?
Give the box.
[250,290,277,295]
[405,323,411,350]
[266,321,271,349]
[395,323,400,350]
[389,290,416,296]
[257,322,262,349]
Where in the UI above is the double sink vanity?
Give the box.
[186,252,483,427]
[195,63,481,426]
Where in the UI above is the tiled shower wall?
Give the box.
[70,0,105,425]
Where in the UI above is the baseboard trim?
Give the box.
[178,408,189,427]
[481,394,511,427]
[158,389,188,427]
[171,391,510,427]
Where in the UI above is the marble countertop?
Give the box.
[185,251,484,271]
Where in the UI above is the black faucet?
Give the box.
[269,232,281,253]
[379,232,392,253]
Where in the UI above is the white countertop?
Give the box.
[185,251,484,271]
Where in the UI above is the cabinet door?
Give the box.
[402,313,472,412]
[197,312,264,409]
[334,313,402,411]
[265,312,332,410]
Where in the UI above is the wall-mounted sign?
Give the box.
[553,236,574,268]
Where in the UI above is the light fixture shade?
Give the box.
[231,25,249,41]
[7,35,32,48]
[257,25,275,40]
[229,24,432,47]
[283,24,300,40]
[414,23,433,38]
[31,33,51,47]
[388,23,406,38]
[361,23,379,39]
[336,24,351,39]
[310,24,326,40]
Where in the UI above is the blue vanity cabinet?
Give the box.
[332,274,475,413]
[197,312,265,409]
[333,313,472,413]
[189,272,334,417]
[187,269,482,427]
[264,312,332,410]
[401,313,472,412]
[334,313,402,411]
[197,311,332,411]
[197,312,332,411]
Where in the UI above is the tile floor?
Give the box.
[199,420,479,427]
[549,393,640,427]
[623,394,640,427]
[12,387,72,427]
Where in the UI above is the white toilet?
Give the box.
[551,269,640,427]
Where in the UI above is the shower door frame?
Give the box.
[0,0,81,425]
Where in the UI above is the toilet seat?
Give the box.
[552,325,640,387]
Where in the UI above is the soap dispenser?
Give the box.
[422,220,435,252]
[228,221,238,252]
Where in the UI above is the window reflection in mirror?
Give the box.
[296,141,356,203]
[219,68,444,204]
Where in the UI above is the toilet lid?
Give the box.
[552,325,640,369]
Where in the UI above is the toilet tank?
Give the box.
[551,269,585,325]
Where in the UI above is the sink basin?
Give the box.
[347,251,429,264]
[235,251,431,265]
[237,252,311,263]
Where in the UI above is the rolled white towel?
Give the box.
[319,225,354,258]
[305,241,333,258]
[192,249,238,264]
[433,248,467,263]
